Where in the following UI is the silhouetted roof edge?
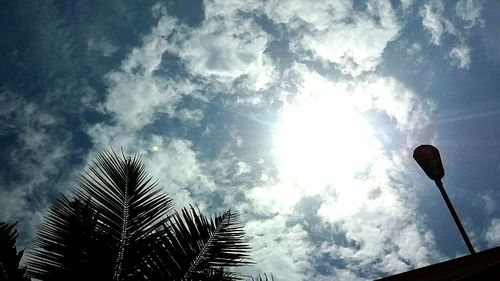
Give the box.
[376,246,500,281]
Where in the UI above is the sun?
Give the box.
[273,93,379,189]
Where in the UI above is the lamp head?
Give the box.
[413,145,445,181]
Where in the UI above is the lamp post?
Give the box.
[413,145,476,255]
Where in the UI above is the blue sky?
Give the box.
[1,0,500,280]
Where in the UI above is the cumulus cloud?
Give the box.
[478,191,497,215]
[315,144,439,276]
[247,181,303,215]
[104,71,196,128]
[176,108,204,125]
[0,91,73,243]
[87,10,226,212]
[419,0,483,69]
[0,91,71,190]
[420,0,456,46]
[149,0,277,91]
[420,0,482,69]
[265,0,400,76]
[242,215,313,281]
[87,2,440,280]
[144,137,217,208]
[407,42,422,56]
[455,0,483,28]
[400,0,413,10]
[283,65,435,130]
[179,15,275,90]
[87,37,118,57]
[449,44,471,69]
[242,64,437,279]
[9,1,496,280]
[485,218,500,247]
[87,125,216,211]
[264,0,352,28]
[102,16,199,129]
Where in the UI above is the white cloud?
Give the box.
[86,123,140,153]
[104,71,196,128]
[145,137,217,209]
[455,0,483,28]
[449,44,471,69]
[485,218,500,247]
[420,0,447,45]
[264,0,400,76]
[86,2,441,280]
[102,16,199,129]
[318,174,438,275]
[264,0,352,28]
[87,37,117,57]
[0,91,73,244]
[87,123,216,210]
[420,0,463,46]
[243,64,438,278]
[0,188,28,223]
[0,92,71,192]
[283,66,435,130]
[242,215,313,281]
[353,75,436,130]
[479,192,497,215]
[419,0,481,68]
[247,181,303,215]
[401,0,413,10]
[178,8,275,90]
[236,161,252,175]
[176,108,204,125]
[124,16,180,73]
[407,42,422,56]
[86,12,224,211]
[8,1,493,280]
[326,269,367,281]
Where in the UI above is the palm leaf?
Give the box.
[142,206,253,281]
[26,149,259,280]
[27,196,115,281]
[75,150,174,281]
[187,267,238,281]
[28,149,174,281]
[0,222,30,281]
[249,273,274,281]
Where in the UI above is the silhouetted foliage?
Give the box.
[0,150,275,281]
[250,273,274,281]
[24,149,255,281]
[143,207,252,280]
[27,197,115,281]
[0,222,30,281]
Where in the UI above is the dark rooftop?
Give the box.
[376,246,500,281]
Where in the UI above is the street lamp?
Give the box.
[413,145,476,255]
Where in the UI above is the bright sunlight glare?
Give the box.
[273,93,380,190]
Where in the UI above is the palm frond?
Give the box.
[187,267,238,281]
[142,206,253,281]
[249,273,274,281]
[28,149,174,281]
[75,149,174,281]
[26,149,259,280]
[0,222,30,281]
[27,196,115,281]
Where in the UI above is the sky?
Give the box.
[1,0,500,280]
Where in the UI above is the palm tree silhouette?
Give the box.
[1,149,257,281]
[0,222,30,281]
